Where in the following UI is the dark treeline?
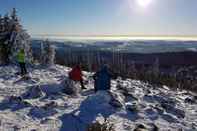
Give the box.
[32,43,197,93]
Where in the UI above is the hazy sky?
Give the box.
[0,0,197,36]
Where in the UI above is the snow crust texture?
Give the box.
[0,65,196,131]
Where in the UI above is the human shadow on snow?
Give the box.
[59,91,141,131]
[59,92,116,131]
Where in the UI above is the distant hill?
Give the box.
[31,39,197,67]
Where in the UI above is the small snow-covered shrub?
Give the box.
[87,120,115,131]
[40,40,56,66]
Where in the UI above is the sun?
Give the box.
[136,0,153,8]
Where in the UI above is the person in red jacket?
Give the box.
[69,65,86,90]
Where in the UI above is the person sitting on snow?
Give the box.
[17,49,27,76]
[69,65,86,90]
[93,65,113,92]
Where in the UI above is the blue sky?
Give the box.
[0,0,197,36]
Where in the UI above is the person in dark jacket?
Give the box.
[69,65,86,90]
[93,65,112,92]
[17,49,27,76]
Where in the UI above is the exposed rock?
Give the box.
[194,95,197,100]
[184,97,196,104]
[22,100,32,106]
[144,89,151,95]
[13,125,20,131]
[62,77,80,96]
[126,102,138,112]
[30,129,37,131]
[124,92,138,102]
[147,123,159,131]
[192,122,197,130]
[87,119,115,131]
[43,101,58,110]
[154,104,164,115]
[133,123,159,131]
[8,96,23,104]
[133,124,148,131]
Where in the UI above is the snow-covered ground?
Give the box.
[0,65,196,131]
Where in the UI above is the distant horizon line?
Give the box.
[31,34,197,41]
[31,34,197,38]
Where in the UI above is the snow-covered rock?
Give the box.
[160,101,185,119]
[109,92,125,108]
[133,123,159,131]
[184,96,196,104]
[61,77,81,96]
[125,102,138,112]
[22,85,45,99]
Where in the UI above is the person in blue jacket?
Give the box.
[93,65,112,92]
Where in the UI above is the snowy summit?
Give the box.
[0,65,196,131]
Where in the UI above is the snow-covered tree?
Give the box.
[152,57,160,77]
[96,51,101,67]
[86,48,92,71]
[145,58,160,84]
[40,40,56,66]
[130,60,137,79]
[0,8,33,64]
[0,15,3,32]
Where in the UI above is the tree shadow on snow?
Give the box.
[160,113,179,123]
[143,94,185,120]
[20,83,66,101]
[39,83,64,96]
[0,96,31,111]
[27,105,58,119]
[0,82,66,114]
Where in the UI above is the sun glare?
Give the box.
[136,0,153,8]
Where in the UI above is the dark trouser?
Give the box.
[80,80,86,89]
[73,79,85,89]
[19,62,27,75]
